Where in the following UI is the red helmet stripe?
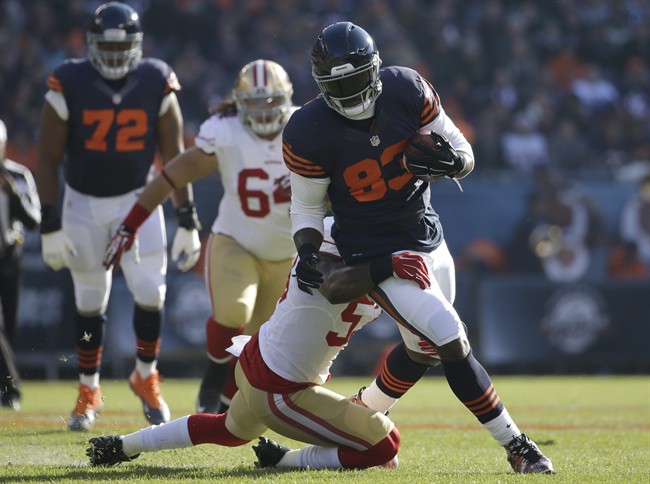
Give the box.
[251,59,268,89]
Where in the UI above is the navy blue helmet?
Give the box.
[311,22,382,119]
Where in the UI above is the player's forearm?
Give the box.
[293,227,324,254]
[319,261,374,304]
[36,104,67,206]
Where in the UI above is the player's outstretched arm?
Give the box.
[320,252,430,305]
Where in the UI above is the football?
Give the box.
[402,131,444,183]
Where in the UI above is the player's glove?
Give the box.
[391,252,431,289]
[294,243,324,295]
[103,224,139,271]
[402,132,466,178]
[273,174,291,202]
[370,251,431,289]
[41,230,77,271]
[171,227,201,272]
[39,205,77,271]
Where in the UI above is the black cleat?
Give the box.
[86,436,140,467]
[504,433,554,474]
[196,388,221,414]
[252,436,290,468]
[1,391,21,411]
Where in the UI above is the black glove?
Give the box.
[402,132,466,178]
[294,243,324,295]
[175,201,202,231]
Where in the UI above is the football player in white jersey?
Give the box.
[102,59,298,413]
[89,217,432,470]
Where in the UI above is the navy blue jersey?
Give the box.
[47,58,180,197]
[283,66,444,263]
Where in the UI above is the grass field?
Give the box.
[0,375,648,483]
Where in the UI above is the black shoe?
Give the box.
[1,391,21,411]
[252,436,290,468]
[196,388,221,414]
[86,436,140,467]
[504,433,554,474]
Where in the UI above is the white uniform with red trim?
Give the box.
[226,218,393,453]
[194,111,298,261]
[235,217,382,391]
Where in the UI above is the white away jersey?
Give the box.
[258,219,382,385]
[195,112,297,260]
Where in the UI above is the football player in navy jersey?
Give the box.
[35,2,201,431]
[283,22,554,474]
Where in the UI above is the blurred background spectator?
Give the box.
[0,0,648,183]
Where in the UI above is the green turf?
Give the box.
[0,375,648,483]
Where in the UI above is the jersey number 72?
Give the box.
[83,108,148,152]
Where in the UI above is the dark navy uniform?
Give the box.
[47,58,180,197]
[283,67,443,263]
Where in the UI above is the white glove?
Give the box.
[171,227,201,272]
[41,230,77,271]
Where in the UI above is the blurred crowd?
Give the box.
[1,0,648,177]
[1,0,649,280]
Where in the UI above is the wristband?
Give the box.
[123,203,152,231]
[175,201,202,230]
[40,204,61,234]
[298,243,318,259]
[369,254,393,285]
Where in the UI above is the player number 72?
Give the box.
[83,108,148,152]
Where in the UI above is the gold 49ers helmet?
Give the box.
[233,60,294,137]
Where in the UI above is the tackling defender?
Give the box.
[89,218,432,470]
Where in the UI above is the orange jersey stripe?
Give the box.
[420,80,440,126]
[283,143,326,176]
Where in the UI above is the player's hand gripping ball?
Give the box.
[401,131,465,182]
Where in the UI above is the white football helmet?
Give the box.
[234,60,294,137]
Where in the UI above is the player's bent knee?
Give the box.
[338,427,401,469]
[438,336,471,361]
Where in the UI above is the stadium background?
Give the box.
[1,0,648,379]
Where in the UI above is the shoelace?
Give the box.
[509,435,542,462]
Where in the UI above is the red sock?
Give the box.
[187,414,249,446]
[206,317,244,360]
[337,427,400,469]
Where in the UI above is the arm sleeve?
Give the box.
[422,106,474,161]
[44,90,68,121]
[158,91,176,117]
[289,172,329,236]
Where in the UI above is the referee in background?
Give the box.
[0,119,41,410]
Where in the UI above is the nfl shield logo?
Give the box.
[370,135,380,147]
